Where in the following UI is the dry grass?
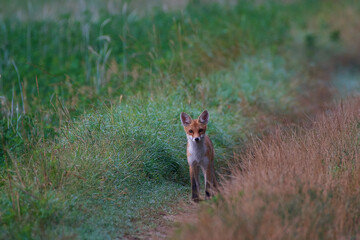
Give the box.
[175,97,360,240]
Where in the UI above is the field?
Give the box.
[1,0,360,239]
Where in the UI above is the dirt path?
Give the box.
[139,53,360,240]
[149,202,198,240]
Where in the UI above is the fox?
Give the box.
[180,110,218,202]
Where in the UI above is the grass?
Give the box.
[0,0,296,159]
[1,98,241,238]
[174,97,360,240]
[1,0,359,238]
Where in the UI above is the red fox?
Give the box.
[180,110,218,202]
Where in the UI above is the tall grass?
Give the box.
[175,97,360,240]
[1,0,304,159]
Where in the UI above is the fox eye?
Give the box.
[189,129,193,133]
[199,129,204,133]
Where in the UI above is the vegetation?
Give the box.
[1,0,358,239]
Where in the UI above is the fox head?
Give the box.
[180,110,209,143]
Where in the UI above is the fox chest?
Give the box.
[187,143,209,168]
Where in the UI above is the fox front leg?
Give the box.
[189,165,200,202]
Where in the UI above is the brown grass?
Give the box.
[174,97,360,240]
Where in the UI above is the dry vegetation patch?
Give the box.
[175,97,360,240]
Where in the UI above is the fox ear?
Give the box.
[180,112,192,126]
[198,110,209,124]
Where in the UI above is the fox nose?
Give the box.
[195,137,200,142]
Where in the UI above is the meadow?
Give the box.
[1,0,359,239]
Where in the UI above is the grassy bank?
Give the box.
[0,0,356,239]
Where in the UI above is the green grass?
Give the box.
[1,98,240,238]
[1,0,295,157]
[0,0,355,238]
